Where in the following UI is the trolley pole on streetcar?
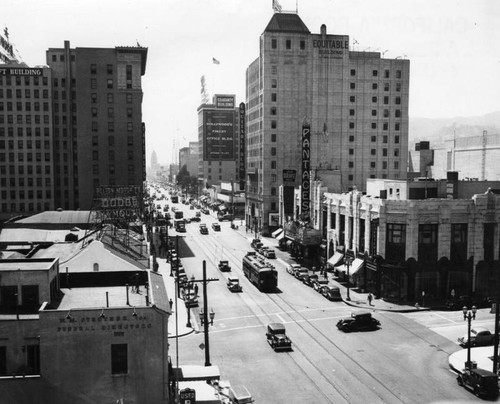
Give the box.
[190,261,219,366]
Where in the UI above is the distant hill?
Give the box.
[409,111,500,149]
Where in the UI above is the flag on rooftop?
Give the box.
[273,0,282,12]
[212,57,220,65]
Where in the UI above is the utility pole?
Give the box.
[190,261,219,367]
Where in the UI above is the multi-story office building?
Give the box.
[197,94,244,191]
[0,65,55,220]
[179,141,198,178]
[246,12,409,235]
[46,41,148,210]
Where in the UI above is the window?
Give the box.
[111,344,128,375]
[126,93,132,103]
[271,79,277,88]
[383,96,389,105]
[395,135,400,144]
[372,70,378,77]
[107,64,113,74]
[396,70,402,78]
[91,79,97,89]
[348,161,354,168]
[349,135,354,142]
[91,93,97,104]
[383,135,388,143]
[271,65,277,74]
[384,83,390,91]
[127,122,133,132]
[91,108,97,117]
[349,96,355,103]
[386,223,406,262]
[349,149,354,155]
[127,108,132,118]
[348,174,354,181]
[395,96,401,105]
[271,93,277,102]
[349,122,355,129]
[372,83,378,90]
[271,39,277,49]
[349,109,355,116]
[371,136,376,142]
[271,120,276,129]
[107,93,114,103]
[92,122,98,132]
[285,39,291,49]
[383,109,389,118]
[270,107,276,115]
[371,123,377,129]
[271,147,276,156]
[350,69,356,76]
[396,83,401,92]
[383,123,388,131]
[271,133,276,142]
[271,161,276,169]
[300,40,305,50]
[372,96,377,103]
[108,136,114,146]
[395,123,400,131]
[395,109,401,118]
[107,79,113,89]
[382,161,387,169]
[108,108,114,118]
[108,122,114,132]
[394,149,399,157]
[370,149,376,156]
[350,82,355,90]
[371,110,377,117]
[384,70,390,78]
[383,148,387,157]
[394,161,399,169]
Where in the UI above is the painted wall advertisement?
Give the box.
[312,35,349,59]
[203,110,235,161]
[94,185,142,220]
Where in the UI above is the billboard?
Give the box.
[94,185,142,221]
[215,94,235,109]
[203,110,235,161]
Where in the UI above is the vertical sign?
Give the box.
[301,121,311,221]
[239,102,246,190]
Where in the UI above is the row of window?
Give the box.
[0,165,51,176]
[349,96,402,104]
[0,202,50,213]
[0,88,49,99]
[0,139,50,149]
[91,107,133,118]
[271,38,306,51]
[351,69,403,79]
[0,114,50,124]
[347,160,399,170]
[350,82,402,92]
[1,188,51,198]
[0,127,50,137]
[91,122,134,132]
[90,150,135,161]
[0,101,50,112]
[50,53,75,62]
[53,78,75,87]
[92,164,136,175]
[0,76,48,86]
[0,152,51,163]
[91,93,133,104]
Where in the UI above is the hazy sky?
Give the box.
[3,0,500,165]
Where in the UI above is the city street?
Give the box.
[161,197,489,403]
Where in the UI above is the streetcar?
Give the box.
[242,251,278,292]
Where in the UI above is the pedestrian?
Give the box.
[368,293,373,306]
[169,298,173,310]
[194,284,199,296]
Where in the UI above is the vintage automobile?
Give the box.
[258,246,269,255]
[293,267,309,280]
[287,263,301,275]
[320,285,342,301]
[182,289,199,308]
[190,216,201,222]
[211,222,221,231]
[458,327,495,347]
[201,207,210,215]
[218,260,231,272]
[227,276,242,292]
[457,366,499,398]
[302,273,319,287]
[199,224,209,234]
[251,239,263,250]
[264,249,276,259]
[336,312,380,332]
[312,278,329,292]
[266,323,292,352]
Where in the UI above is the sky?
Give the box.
[3,0,500,165]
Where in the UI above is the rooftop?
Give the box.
[264,13,310,34]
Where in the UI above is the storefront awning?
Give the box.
[336,258,364,276]
[327,252,343,267]
[276,232,285,241]
[272,228,283,238]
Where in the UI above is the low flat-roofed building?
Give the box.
[0,270,171,404]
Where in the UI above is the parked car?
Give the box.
[302,273,319,287]
[190,216,201,222]
[320,285,342,301]
[211,222,221,231]
[199,224,209,234]
[218,260,231,272]
[251,239,263,250]
[201,208,210,214]
[457,366,499,399]
[337,312,380,332]
[182,289,199,308]
[293,267,309,280]
[266,323,292,352]
[312,278,329,292]
[287,263,301,275]
[227,276,242,292]
[458,327,495,347]
[445,295,487,310]
[258,246,269,255]
[264,249,276,259]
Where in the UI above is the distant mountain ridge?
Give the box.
[409,111,500,149]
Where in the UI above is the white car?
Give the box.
[457,327,495,347]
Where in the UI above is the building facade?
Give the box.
[0,65,55,221]
[197,94,243,191]
[46,41,148,211]
[245,12,409,235]
[311,179,500,303]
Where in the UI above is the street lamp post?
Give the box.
[345,257,352,301]
[463,305,477,370]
